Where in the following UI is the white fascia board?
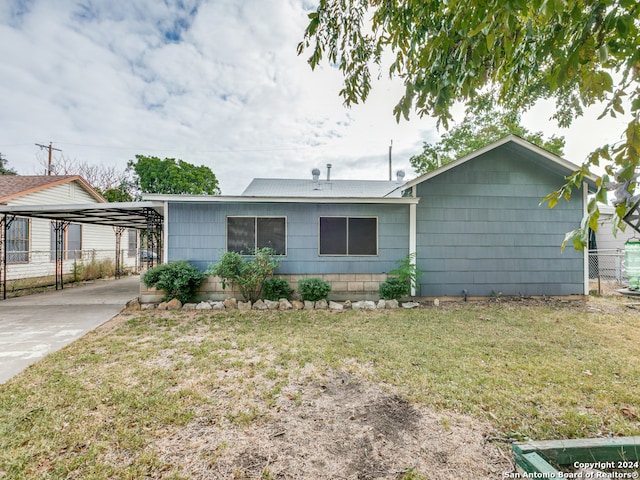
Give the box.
[400,134,599,192]
[142,194,420,205]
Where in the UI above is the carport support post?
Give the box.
[1,215,5,300]
[52,220,69,290]
[113,226,125,279]
[1,215,15,300]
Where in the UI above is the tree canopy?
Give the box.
[298,0,640,248]
[410,98,565,174]
[0,155,16,175]
[128,156,221,196]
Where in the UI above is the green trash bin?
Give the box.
[626,240,640,290]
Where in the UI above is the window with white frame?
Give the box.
[227,216,286,255]
[6,217,29,263]
[319,216,377,255]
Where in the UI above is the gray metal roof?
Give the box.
[241,178,405,197]
[0,201,164,229]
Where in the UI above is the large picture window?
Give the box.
[227,217,286,255]
[6,217,29,263]
[319,216,377,256]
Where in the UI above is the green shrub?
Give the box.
[143,260,206,303]
[379,276,410,300]
[207,248,280,303]
[379,254,422,299]
[298,277,331,302]
[262,278,293,301]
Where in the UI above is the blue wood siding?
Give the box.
[415,148,585,296]
[167,202,409,274]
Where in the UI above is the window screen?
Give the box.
[257,217,286,255]
[319,217,347,255]
[7,217,29,263]
[319,217,377,255]
[67,224,82,260]
[348,217,377,255]
[227,217,286,255]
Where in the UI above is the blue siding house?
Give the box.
[144,135,597,300]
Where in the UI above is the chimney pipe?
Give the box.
[326,163,332,181]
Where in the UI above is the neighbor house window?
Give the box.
[319,217,377,255]
[6,217,29,263]
[227,216,286,255]
[128,229,138,257]
[50,222,82,260]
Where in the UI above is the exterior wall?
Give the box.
[165,201,410,288]
[414,149,586,297]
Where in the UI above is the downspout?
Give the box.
[410,185,417,296]
[583,182,589,295]
[163,201,169,264]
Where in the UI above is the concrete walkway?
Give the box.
[0,275,140,384]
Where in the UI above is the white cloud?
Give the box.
[0,0,624,194]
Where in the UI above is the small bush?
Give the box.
[207,248,280,303]
[263,278,293,301]
[143,260,206,303]
[298,277,331,302]
[380,254,422,299]
[379,277,410,300]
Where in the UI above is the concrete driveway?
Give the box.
[0,275,140,384]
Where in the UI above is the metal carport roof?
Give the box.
[0,201,164,229]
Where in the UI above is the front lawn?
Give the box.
[1,298,638,479]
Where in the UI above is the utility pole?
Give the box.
[35,142,62,175]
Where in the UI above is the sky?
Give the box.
[0,0,631,195]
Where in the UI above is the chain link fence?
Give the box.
[3,249,142,295]
[589,249,627,294]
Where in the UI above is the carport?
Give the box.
[0,201,164,299]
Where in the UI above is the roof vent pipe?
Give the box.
[326,163,332,181]
[396,170,405,182]
[312,168,321,182]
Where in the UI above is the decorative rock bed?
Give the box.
[129,297,425,311]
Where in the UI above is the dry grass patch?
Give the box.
[1,298,639,479]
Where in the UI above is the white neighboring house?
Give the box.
[0,175,139,281]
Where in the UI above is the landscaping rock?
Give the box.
[278,298,293,310]
[126,298,141,310]
[141,303,155,310]
[352,300,376,310]
[433,298,440,307]
[238,301,252,311]
[377,299,386,310]
[264,299,280,310]
[157,301,169,310]
[210,301,225,310]
[166,298,182,310]
[303,300,315,310]
[329,301,343,310]
[223,298,238,310]
[385,299,399,309]
[315,299,328,310]
[196,301,212,310]
[402,301,420,309]
[252,299,268,310]
[292,300,305,310]
[182,303,197,310]
[343,300,352,309]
